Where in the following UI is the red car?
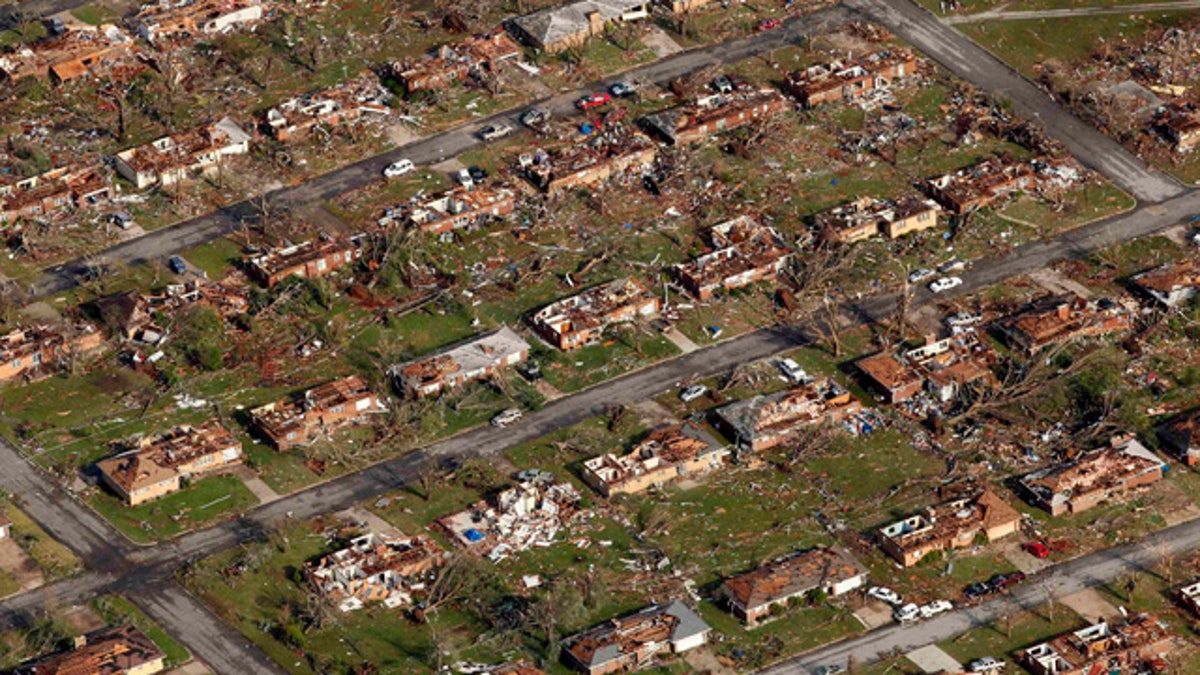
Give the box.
[1024,541,1050,559]
[758,18,783,31]
[576,93,612,111]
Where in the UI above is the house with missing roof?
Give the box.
[96,422,243,506]
[878,489,1021,567]
[1158,408,1200,466]
[249,376,386,450]
[510,0,650,54]
[581,421,728,497]
[719,547,867,624]
[14,624,166,675]
[1017,437,1166,516]
[562,600,711,674]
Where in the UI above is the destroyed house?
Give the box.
[672,215,791,300]
[720,547,867,624]
[713,380,862,452]
[399,186,515,234]
[265,71,391,142]
[510,0,649,54]
[1179,581,1200,617]
[531,277,662,350]
[391,325,529,399]
[96,421,243,506]
[785,49,918,108]
[562,600,711,675]
[1156,103,1200,153]
[250,376,385,450]
[0,165,111,224]
[0,323,103,383]
[639,89,789,146]
[14,623,166,675]
[134,0,266,44]
[856,329,997,404]
[305,533,445,613]
[1131,259,1200,307]
[994,294,1135,355]
[581,421,728,497]
[244,234,367,287]
[438,471,582,562]
[1017,438,1166,516]
[923,157,1035,214]
[812,195,940,244]
[97,280,249,344]
[479,663,545,675]
[522,130,656,194]
[878,489,1021,567]
[1157,408,1200,466]
[1020,615,1176,675]
[0,23,133,83]
[396,31,521,93]
[113,117,251,189]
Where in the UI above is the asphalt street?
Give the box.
[942,0,1200,25]
[30,5,852,297]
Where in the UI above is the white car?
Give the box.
[946,312,982,328]
[479,122,513,141]
[868,587,902,605]
[919,600,953,618]
[968,657,1004,673]
[938,257,968,273]
[680,384,708,402]
[777,358,811,384]
[893,603,920,623]
[456,168,474,188]
[929,276,963,293]
[907,268,935,283]
[383,159,414,177]
[490,408,523,428]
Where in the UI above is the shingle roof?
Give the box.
[513,0,646,48]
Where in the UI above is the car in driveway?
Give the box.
[490,408,523,428]
[777,358,811,384]
[608,82,636,98]
[893,603,920,623]
[467,166,489,183]
[758,18,782,31]
[929,276,963,293]
[680,384,708,402]
[479,122,513,141]
[521,107,550,128]
[868,586,902,605]
[908,268,935,283]
[988,571,1026,591]
[938,257,969,273]
[1024,541,1050,559]
[167,256,187,274]
[383,159,415,177]
[576,92,611,110]
[964,582,992,600]
[946,311,982,328]
[813,666,844,675]
[968,657,1004,673]
[920,600,953,618]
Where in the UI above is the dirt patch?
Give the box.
[1002,540,1054,575]
[1027,269,1095,299]
[19,301,63,325]
[854,600,896,630]
[906,645,963,674]
[59,604,106,635]
[641,26,684,59]
[386,123,422,147]
[1060,588,1119,624]
[0,539,44,591]
[684,647,736,674]
[634,399,677,427]
[338,506,406,538]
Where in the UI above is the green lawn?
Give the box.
[0,570,19,599]
[88,475,260,544]
[91,595,191,666]
[5,504,82,579]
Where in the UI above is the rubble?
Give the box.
[639,89,789,146]
[520,126,656,195]
[878,489,1021,567]
[922,155,1082,215]
[718,546,867,624]
[784,49,919,109]
[392,31,521,94]
[530,277,661,350]
[113,117,252,189]
[712,379,862,452]
[96,278,250,346]
[13,624,166,674]
[1020,614,1177,675]
[437,470,584,562]
[993,293,1136,355]
[385,186,516,235]
[1017,437,1166,516]
[96,421,244,506]
[0,323,104,383]
[0,164,112,225]
[250,376,386,450]
[1130,258,1200,307]
[855,327,998,405]
[1156,408,1200,467]
[244,233,368,287]
[304,533,446,612]
[0,22,135,83]
[581,421,729,497]
[264,71,392,142]
[134,0,270,45]
[672,215,792,300]
[561,599,711,675]
[1178,580,1200,617]
[390,325,529,399]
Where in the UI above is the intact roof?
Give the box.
[723,547,866,611]
[513,0,646,47]
[396,326,528,380]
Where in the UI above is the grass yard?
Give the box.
[90,595,191,667]
[937,606,1086,667]
[6,503,82,579]
[88,475,259,544]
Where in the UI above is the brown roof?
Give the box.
[16,624,165,675]
[723,547,865,611]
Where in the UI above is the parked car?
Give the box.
[467,166,489,183]
[964,582,992,600]
[938,257,968,273]
[519,362,543,382]
[712,75,735,94]
[929,276,963,293]
[490,408,523,428]
[383,159,415,177]
[521,107,550,128]
[988,571,1027,591]
[758,17,783,31]
[893,603,920,622]
[609,82,636,98]
[777,358,811,384]
[1024,541,1050,559]
[908,268,935,283]
[868,587,902,605]
[576,92,611,110]
[920,600,953,618]
[680,384,709,402]
[479,122,513,141]
[455,168,474,188]
[167,256,187,274]
[814,666,844,675]
[946,312,982,328]
[968,657,1005,673]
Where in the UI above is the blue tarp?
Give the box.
[464,528,485,542]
